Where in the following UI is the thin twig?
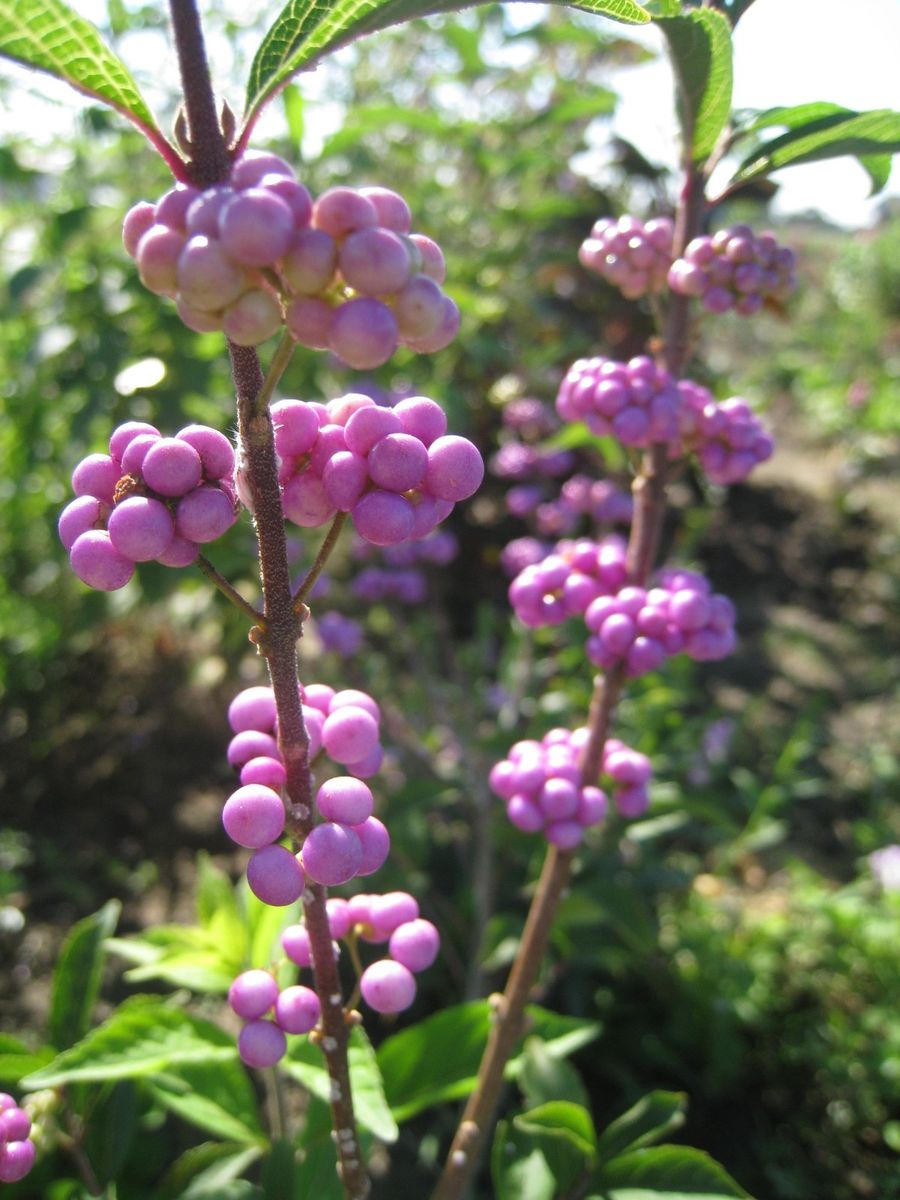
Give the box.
[195,554,264,622]
[254,330,297,419]
[293,512,349,612]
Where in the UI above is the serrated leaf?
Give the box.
[21,997,236,1089]
[596,1092,687,1163]
[0,0,178,169]
[241,0,650,141]
[147,1059,267,1145]
[592,1144,754,1197]
[282,1026,398,1143]
[730,107,900,191]
[515,1100,597,1159]
[124,953,236,994]
[377,1001,601,1123]
[659,9,733,162]
[49,899,120,1051]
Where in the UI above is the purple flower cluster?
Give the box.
[251,393,482,546]
[676,382,775,485]
[667,225,797,316]
[585,568,736,675]
[59,420,237,591]
[124,151,458,364]
[578,214,675,299]
[557,355,681,448]
[489,727,653,845]
[0,1095,35,1183]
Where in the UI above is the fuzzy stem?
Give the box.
[167,0,231,185]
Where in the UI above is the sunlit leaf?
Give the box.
[658,9,733,163]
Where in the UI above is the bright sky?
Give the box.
[608,0,900,226]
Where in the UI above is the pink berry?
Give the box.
[389,918,440,972]
[329,297,399,370]
[275,985,321,1034]
[222,784,286,849]
[360,959,416,1013]
[246,844,305,906]
[142,437,203,497]
[238,1019,286,1068]
[351,816,390,875]
[301,822,363,886]
[228,968,278,1019]
[322,705,379,763]
[316,777,374,825]
[70,530,135,590]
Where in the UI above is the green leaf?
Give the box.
[82,1080,137,1187]
[858,153,893,196]
[21,996,236,1089]
[147,1059,267,1145]
[593,1144,754,1197]
[49,899,120,1051]
[519,1036,590,1110]
[0,1043,55,1085]
[282,1027,398,1143]
[241,0,650,139]
[378,1001,601,1123]
[596,1092,688,1163]
[261,1138,296,1200]
[730,107,900,191]
[515,1100,597,1159]
[158,1142,263,1200]
[294,1136,344,1200]
[658,9,733,162]
[492,1118,557,1200]
[0,0,176,168]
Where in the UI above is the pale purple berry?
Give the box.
[360,959,416,1014]
[241,756,287,791]
[344,405,403,456]
[282,923,312,966]
[122,201,156,257]
[275,985,321,1034]
[389,918,439,972]
[176,486,236,543]
[222,289,283,347]
[359,187,412,233]
[353,490,415,545]
[301,822,362,886]
[136,224,185,295]
[339,227,412,295]
[0,1138,36,1183]
[231,151,295,190]
[229,685,277,733]
[316,777,374,825]
[72,453,120,504]
[238,1019,286,1069]
[246,844,305,906]
[425,435,484,501]
[155,185,200,231]
[142,437,203,497]
[286,296,335,349]
[222,784,286,849]
[177,235,250,310]
[393,396,448,446]
[313,187,378,238]
[329,297,399,370]
[107,496,175,561]
[58,496,106,550]
[228,968,278,1019]
[272,400,322,457]
[219,188,294,267]
[281,228,338,294]
[70,530,135,590]
[352,816,390,875]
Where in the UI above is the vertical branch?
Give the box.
[168,0,231,185]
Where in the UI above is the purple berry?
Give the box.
[389,918,439,972]
[238,1019,286,1068]
[275,985,321,1034]
[228,968,279,1019]
[360,959,416,1013]
[329,297,399,370]
[246,844,305,906]
[316,777,374,825]
[352,816,390,875]
[70,530,135,590]
[301,822,363,886]
[223,784,286,849]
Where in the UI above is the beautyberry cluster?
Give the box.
[675,382,775,485]
[0,1094,35,1183]
[578,215,675,299]
[489,727,653,846]
[58,420,237,590]
[259,393,483,546]
[668,225,797,315]
[229,969,321,1069]
[124,151,458,366]
[508,535,629,626]
[283,893,440,1015]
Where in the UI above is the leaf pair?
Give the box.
[0,0,650,174]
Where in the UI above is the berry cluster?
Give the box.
[508,541,735,676]
[676,382,775,485]
[0,1094,35,1183]
[489,727,653,845]
[59,420,237,590]
[505,475,633,538]
[283,893,440,1015]
[225,683,388,908]
[578,215,675,299]
[509,535,629,627]
[261,393,483,546]
[491,442,577,482]
[124,151,458,365]
[352,567,427,605]
[557,355,681,448]
[667,225,797,315]
[229,969,321,1069]
[585,568,736,675]
[352,528,459,568]
[315,611,364,657]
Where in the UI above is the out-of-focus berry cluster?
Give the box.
[578,214,796,318]
[667,225,797,315]
[124,151,458,365]
[58,421,237,590]
[489,727,653,845]
[557,357,773,485]
[245,392,483,546]
[578,215,675,299]
[509,538,736,676]
[0,1094,36,1183]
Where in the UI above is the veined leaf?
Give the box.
[0,0,181,172]
[241,0,650,143]
[592,1144,753,1197]
[595,1091,687,1163]
[21,996,236,1089]
[730,106,900,193]
[147,1059,267,1145]
[658,9,733,163]
[49,898,120,1051]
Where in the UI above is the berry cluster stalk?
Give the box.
[167,3,368,1196]
[430,159,709,1200]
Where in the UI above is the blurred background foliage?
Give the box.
[0,3,898,1198]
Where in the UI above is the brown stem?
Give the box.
[195,553,263,623]
[167,0,231,186]
[294,512,349,612]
